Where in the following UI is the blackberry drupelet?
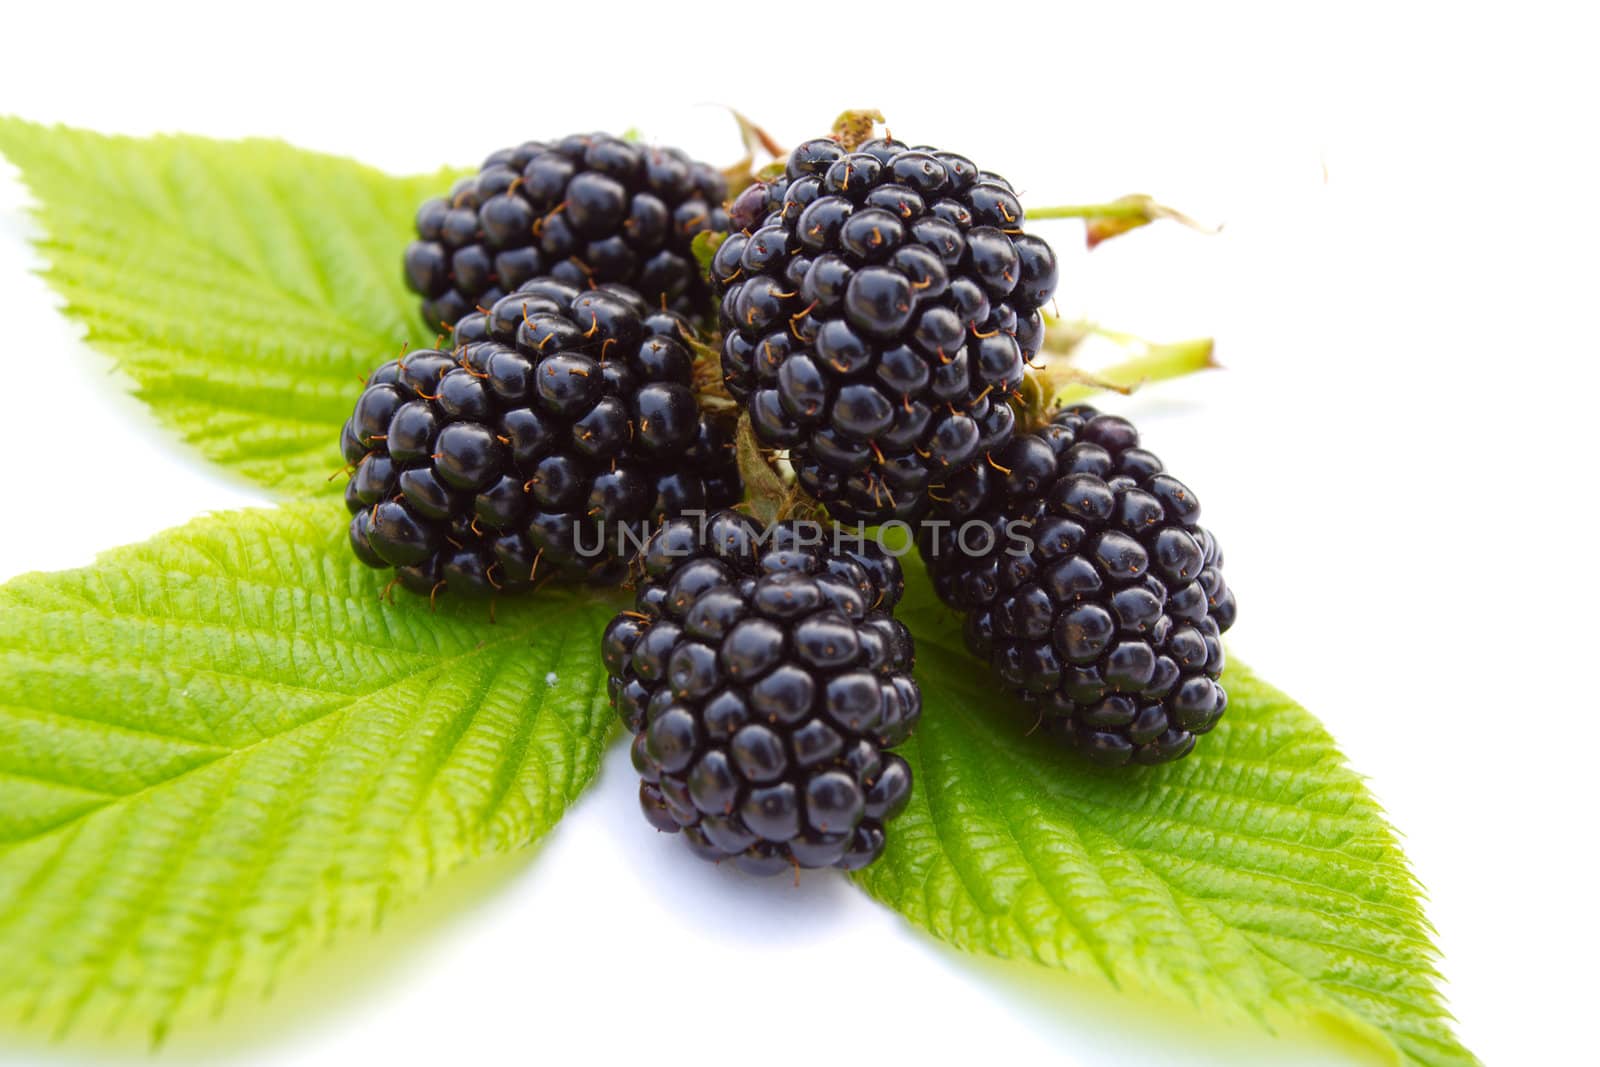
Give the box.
[601,510,921,874]
[710,136,1060,524]
[341,279,741,597]
[919,406,1236,766]
[404,133,730,331]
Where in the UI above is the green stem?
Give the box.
[1027,200,1157,222]
[1050,337,1217,405]
[1043,317,1094,354]
[1026,195,1213,247]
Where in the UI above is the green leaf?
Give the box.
[2,120,1470,1064]
[865,573,1475,1067]
[0,500,619,1041]
[0,118,464,496]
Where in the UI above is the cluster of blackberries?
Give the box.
[920,406,1236,765]
[403,132,729,330]
[342,279,739,595]
[346,125,1233,876]
[602,511,920,874]
[710,136,1059,524]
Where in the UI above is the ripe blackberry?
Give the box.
[919,406,1236,766]
[601,510,921,874]
[404,133,730,330]
[710,137,1059,524]
[341,279,741,597]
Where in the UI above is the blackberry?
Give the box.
[919,406,1236,766]
[710,137,1059,524]
[341,279,741,597]
[404,133,730,331]
[601,510,921,874]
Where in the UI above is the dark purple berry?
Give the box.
[919,405,1235,766]
[340,279,742,597]
[603,511,920,873]
[403,133,730,329]
[712,137,1058,523]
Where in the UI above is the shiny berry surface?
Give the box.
[403,133,730,330]
[918,406,1236,766]
[603,510,921,873]
[341,279,741,597]
[712,138,1059,523]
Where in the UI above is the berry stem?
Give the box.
[1015,325,1215,427]
[1026,194,1214,248]
[729,108,785,158]
[720,109,786,195]
[1047,335,1218,405]
[733,413,827,526]
[689,339,735,407]
[831,109,887,152]
[735,413,791,526]
[1043,316,1093,355]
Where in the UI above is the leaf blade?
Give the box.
[858,574,1475,1067]
[0,500,620,1039]
[0,118,462,495]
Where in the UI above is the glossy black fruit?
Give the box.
[711,137,1059,523]
[341,279,741,596]
[918,406,1236,766]
[404,133,730,331]
[602,510,921,874]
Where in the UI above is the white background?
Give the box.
[1,2,1595,1064]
